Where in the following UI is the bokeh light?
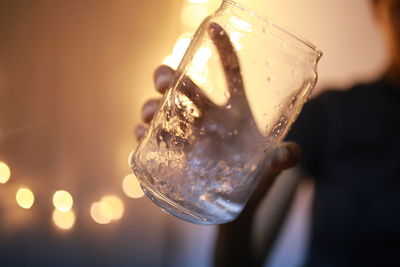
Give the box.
[181,5,209,28]
[16,188,35,209]
[188,0,208,4]
[0,161,11,184]
[90,201,113,224]
[52,209,76,230]
[163,33,193,69]
[53,190,73,212]
[122,174,145,199]
[101,195,125,221]
[162,54,180,69]
[172,33,192,58]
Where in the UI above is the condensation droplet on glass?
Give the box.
[199,127,205,135]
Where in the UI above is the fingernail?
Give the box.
[155,72,172,92]
[142,102,158,122]
[271,146,290,171]
[135,125,147,140]
[142,105,152,120]
[276,146,290,164]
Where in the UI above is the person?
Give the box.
[135,0,400,266]
[285,0,400,266]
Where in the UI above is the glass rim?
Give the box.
[223,0,323,58]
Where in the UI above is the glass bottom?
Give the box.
[142,186,238,225]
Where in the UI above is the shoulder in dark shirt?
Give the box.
[285,78,400,266]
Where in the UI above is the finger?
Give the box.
[155,65,218,112]
[270,142,301,173]
[208,22,251,114]
[134,124,148,140]
[176,75,218,112]
[142,98,161,123]
[154,65,175,94]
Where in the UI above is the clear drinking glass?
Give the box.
[130,0,322,224]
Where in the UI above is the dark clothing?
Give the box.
[286,78,400,266]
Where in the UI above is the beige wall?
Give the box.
[237,0,387,91]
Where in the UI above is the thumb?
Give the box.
[270,142,301,173]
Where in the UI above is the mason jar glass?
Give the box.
[130,0,322,224]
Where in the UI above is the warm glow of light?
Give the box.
[172,34,192,57]
[229,16,253,32]
[228,30,244,50]
[163,33,193,69]
[192,46,212,67]
[188,0,208,3]
[101,195,125,221]
[187,46,212,84]
[181,5,209,28]
[53,190,73,212]
[52,209,76,230]
[16,188,34,209]
[122,174,145,199]
[90,201,113,224]
[163,54,181,69]
[0,161,11,184]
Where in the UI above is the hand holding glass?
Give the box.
[131,0,322,224]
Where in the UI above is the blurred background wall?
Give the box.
[0,0,386,266]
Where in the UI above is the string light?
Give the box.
[181,5,209,28]
[52,209,76,230]
[163,33,193,69]
[101,195,125,221]
[188,0,208,4]
[0,161,11,184]
[90,201,113,224]
[53,190,73,212]
[122,174,145,199]
[172,33,193,56]
[16,188,35,209]
[164,0,220,69]
[162,54,181,69]
[187,46,212,84]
